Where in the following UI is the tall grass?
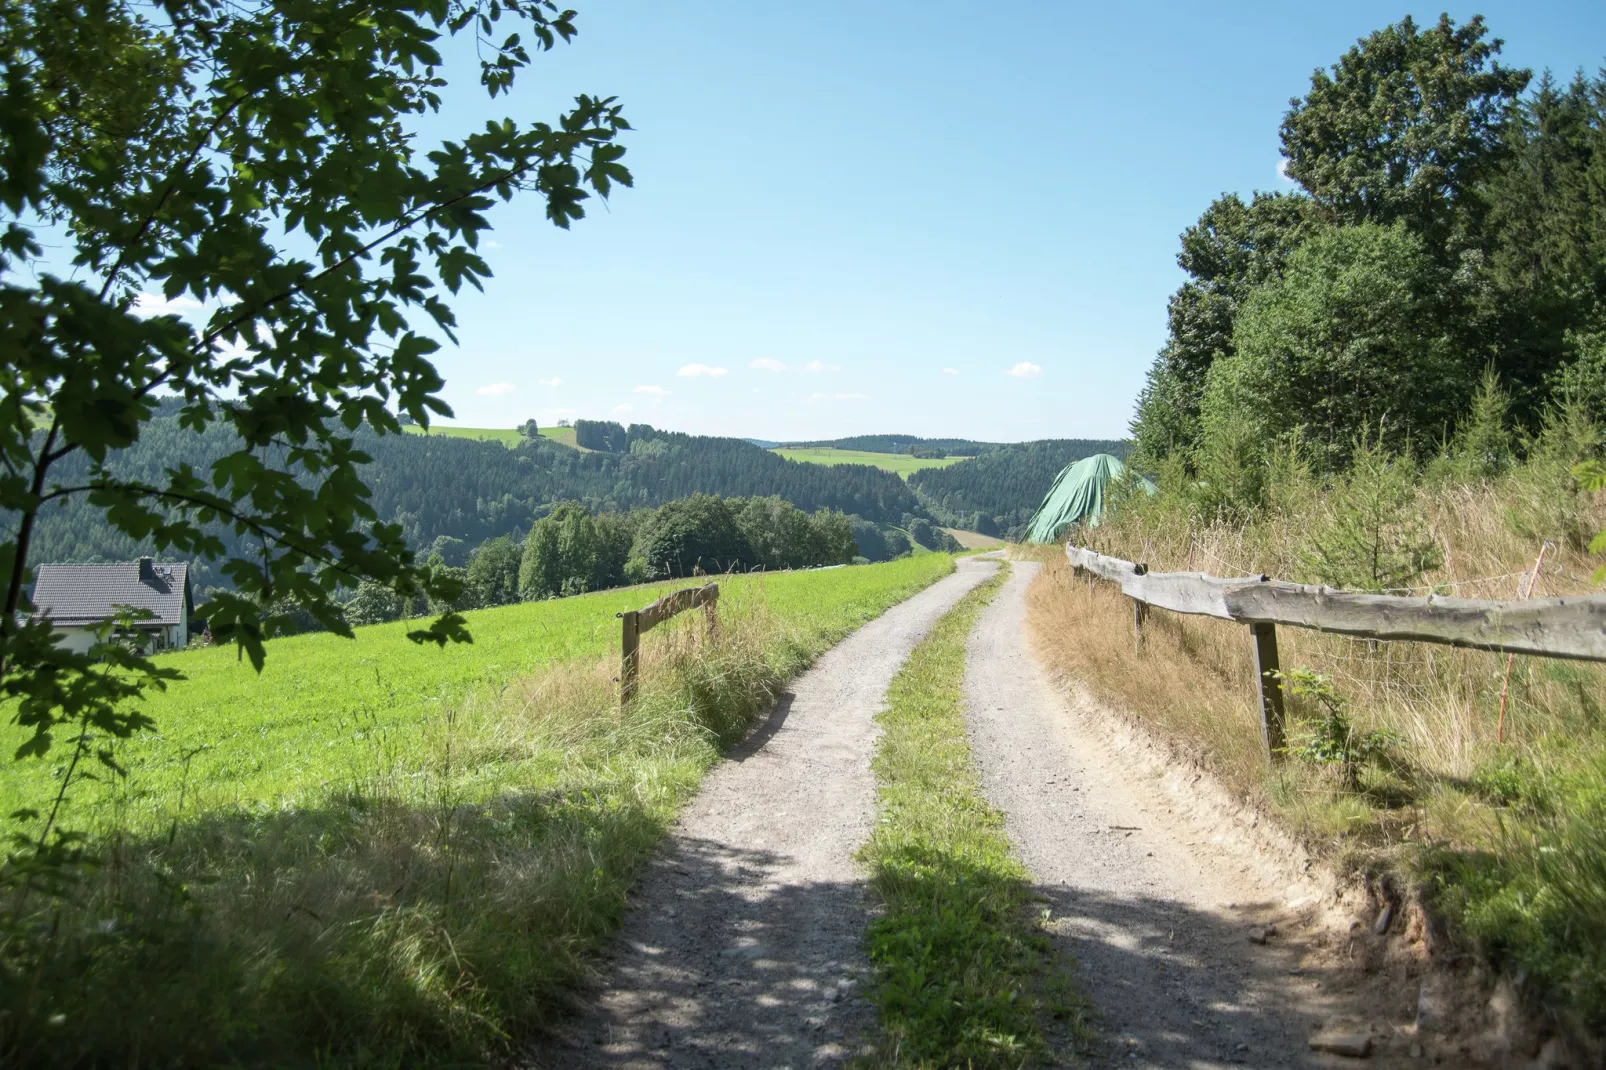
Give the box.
[1027,455,1606,1036]
[0,556,956,1067]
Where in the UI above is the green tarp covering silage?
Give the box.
[1024,453,1147,543]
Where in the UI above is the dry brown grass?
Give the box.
[1026,473,1606,855]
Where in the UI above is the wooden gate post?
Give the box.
[620,610,640,705]
[1249,621,1286,759]
[1131,598,1147,641]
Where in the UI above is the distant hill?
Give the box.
[908,438,1128,537]
[24,418,931,587]
[743,438,781,449]
[777,434,1001,457]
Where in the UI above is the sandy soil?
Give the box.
[534,556,1002,1069]
[967,560,1428,1068]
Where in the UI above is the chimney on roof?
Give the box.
[138,556,155,581]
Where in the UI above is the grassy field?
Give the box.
[0,555,958,1066]
[771,446,965,479]
[400,424,585,450]
[861,561,1090,1065]
[401,422,523,446]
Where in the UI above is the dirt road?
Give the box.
[966,560,1416,1068]
[541,555,1424,1068]
[539,556,1001,1069]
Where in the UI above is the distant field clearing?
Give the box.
[401,424,586,449]
[772,447,966,478]
[942,527,1005,549]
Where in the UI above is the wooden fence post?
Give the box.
[1132,598,1147,641]
[620,610,640,705]
[1250,621,1286,759]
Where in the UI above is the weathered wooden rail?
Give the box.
[1066,545,1606,758]
[617,582,720,704]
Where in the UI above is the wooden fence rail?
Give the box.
[617,582,720,704]
[1066,544,1606,759]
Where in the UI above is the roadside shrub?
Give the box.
[1201,223,1468,471]
[1277,668,1402,790]
[1428,755,1606,1035]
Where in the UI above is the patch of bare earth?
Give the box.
[942,527,1005,550]
[531,557,1001,1069]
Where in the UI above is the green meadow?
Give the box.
[771,446,966,478]
[399,424,585,449]
[1,555,957,1067]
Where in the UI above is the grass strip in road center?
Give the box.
[859,561,1093,1066]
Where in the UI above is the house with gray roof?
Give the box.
[31,558,193,654]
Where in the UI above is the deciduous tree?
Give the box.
[0,0,630,790]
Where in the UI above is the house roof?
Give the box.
[32,559,191,628]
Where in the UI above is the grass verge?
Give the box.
[860,561,1092,1066]
[0,555,956,1068]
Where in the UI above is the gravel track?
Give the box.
[537,556,1001,1069]
[965,560,1394,1069]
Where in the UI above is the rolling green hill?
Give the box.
[25,419,930,587]
[770,446,965,479]
[401,423,586,450]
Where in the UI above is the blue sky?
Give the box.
[158,3,1606,442]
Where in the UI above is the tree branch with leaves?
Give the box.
[0,0,629,851]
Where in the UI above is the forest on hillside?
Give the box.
[22,417,929,588]
[1129,16,1606,483]
[777,434,999,456]
[909,439,1130,536]
[777,434,1127,458]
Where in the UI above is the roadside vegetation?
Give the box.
[0,554,957,1066]
[1031,12,1606,1045]
[862,562,1091,1066]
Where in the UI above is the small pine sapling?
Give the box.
[1300,433,1443,592]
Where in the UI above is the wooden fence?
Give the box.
[617,582,720,704]
[1065,545,1606,758]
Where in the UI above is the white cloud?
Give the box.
[677,363,728,377]
[942,367,960,375]
[476,382,517,396]
[801,360,841,374]
[1004,361,1042,378]
[614,402,635,414]
[1276,157,1293,183]
[749,358,788,373]
[484,239,504,249]
[132,292,204,318]
[536,376,563,387]
[808,392,869,401]
[634,384,671,395]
